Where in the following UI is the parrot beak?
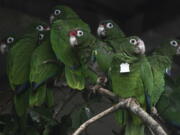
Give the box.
[45,26,51,31]
[69,30,78,47]
[97,24,106,37]
[134,39,145,54]
[69,36,78,47]
[176,46,180,55]
[49,15,55,24]
[0,43,8,54]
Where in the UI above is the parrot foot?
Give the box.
[126,98,140,108]
[97,76,108,86]
[151,107,158,116]
[89,84,101,94]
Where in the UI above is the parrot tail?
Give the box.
[31,72,59,92]
[29,85,47,107]
[125,121,145,135]
[14,90,29,116]
[115,110,125,126]
[15,82,30,95]
[65,66,85,90]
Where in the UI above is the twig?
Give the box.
[72,86,167,135]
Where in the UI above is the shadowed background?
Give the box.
[0,0,180,134]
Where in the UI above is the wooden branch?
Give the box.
[72,86,167,135]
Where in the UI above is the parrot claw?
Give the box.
[97,76,108,86]
[151,107,158,116]
[90,85,101,94]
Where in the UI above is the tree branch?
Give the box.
[72,86,167,135]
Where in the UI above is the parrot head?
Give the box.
[27,22,50,44]
[97,20,125,40]
[0,36,16,54]
[161,39,180,56]
[128,36,146,55]
[68,28,96,48]
[26,21,50,35]
[50,5,79,23]
[119,36,146,55]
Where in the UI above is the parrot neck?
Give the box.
[105,35,124,41]
[153,50,174,60]
[155,48,174,59]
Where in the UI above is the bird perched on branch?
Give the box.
[110,36,153,135]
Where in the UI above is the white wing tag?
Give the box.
[120,63,130,73]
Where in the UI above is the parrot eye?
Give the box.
[39,34,44,40]
[7,37,14,44]
[106,23,114,29]
[77,30,84,37]
[170,40,178,47]
[36,25,44,31]
[54,9,61,16]
[129,39,137,45]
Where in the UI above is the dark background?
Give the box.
[0,0,180,134]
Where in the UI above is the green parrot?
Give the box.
[7,22,50,92]
[6,22,50,116]
[94,20,126,74]
[0,35,16,54]
[156,74,180,128]
[51,19,97,90]
[50,6,98,90]
[110,36,154,135]
[29,31,63,107]
[49,5,90,31]
[50,5,79,23]
[157,81,180,128]
[148,39,180,107]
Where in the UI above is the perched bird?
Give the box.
[148,39,180,107]
[94,20,126,74]
[50,6,97,90]
[51,18,97,90]
[50,5,79,23]
[6,21,49,116]
[29,30,63,107]
[110,36,154,135]
[97,20,125,50]
[157,76,180,128]
[6,22,50,92]
[0,35,16,55]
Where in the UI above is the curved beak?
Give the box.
[49,15,55,24]
[69,36,78,47]
[176,46,180,55]
[97,25,106,37]
[134,39,145,54]
[45,26,51,31]
[0,43,8,54]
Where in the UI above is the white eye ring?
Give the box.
[77,30,84,37]
[7,37,14,44]
[39,34,44,40]
[170,40,178,47]
[129,39,137,45]
[54,9,61,16]
[36,25,44,31]
[106,23,114,29]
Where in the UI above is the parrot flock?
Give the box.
[0,5,180,135]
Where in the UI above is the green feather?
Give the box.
[148,39,180,106]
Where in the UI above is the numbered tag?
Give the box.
[120,63,130,73]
